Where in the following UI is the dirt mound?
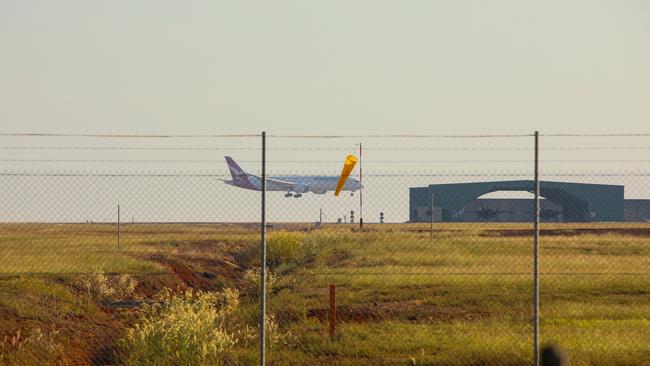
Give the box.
[308,301,491,323]
[485,227,650,237]
[148,251,245,292]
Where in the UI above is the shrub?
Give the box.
[228,311,294,349]
[111,274,138,300]
[75,271,137,302]
[265,314,295,348]
[303,228,352,248]
[115,288,239,366]
[267,231,306,265]
[252,229,352,269]
[243,267,277,298]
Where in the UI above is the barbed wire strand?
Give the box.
[0,132,260,138]
[267,133,535,138]
[3,171,650,177]
[0,132,531,138]
[3,132,650,138]
[4,146,650,151]
[4,159,650,164]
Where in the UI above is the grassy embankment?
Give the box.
[1,223,650,365]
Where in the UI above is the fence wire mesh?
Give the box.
[1,133,649,365]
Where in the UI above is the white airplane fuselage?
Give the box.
[223,156,362,197]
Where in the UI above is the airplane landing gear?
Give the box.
[294,193,302,198]
[285,192,293,197]
[350,192,355,196]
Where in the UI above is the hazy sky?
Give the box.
[2,1,650,223]
[2,1,649,135]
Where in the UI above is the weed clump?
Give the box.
[303,228,353,248]
[243,267,277,298]
[267,231,307,266]
[242,229,354,270]
[115,288,239,366]
[1,327,62,365]
[264,314,295,348]
[75,271,137,302]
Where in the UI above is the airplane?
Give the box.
[463,203,514,222]
[222,156,363,198]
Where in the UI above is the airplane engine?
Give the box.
[309,181,328,194]
[294,183,309,193]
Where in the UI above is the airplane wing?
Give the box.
[265,177,295,191]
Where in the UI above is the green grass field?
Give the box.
[1,222,650,365]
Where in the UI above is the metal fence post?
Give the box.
[430,192,434,240]
[117,204,120,252]
[359,142,363,229]
[329,284,337,337]
[534,131,540,366]
[260,131,267,366]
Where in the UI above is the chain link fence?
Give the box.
[1,132,649,365]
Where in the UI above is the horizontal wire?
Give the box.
[0,132,260,138]
[541,160,650,163]
[0,271,176,276]
[4,159,650,164]
[268,133,534,138]
[310,272,650,276]
[1,271,646,276]
[363,146,650,151]
[5,172,650,177]
[2,169,649,177]
[0,159,244,163]
[12,172,522,178]
[3,146,650,151]
[0,172,231,177]
[543,147,650,150]
[540,173,650,177]
[4,132,649,139]
[0,173,531,178]
[541,133,650,137]
[0,146,261,151]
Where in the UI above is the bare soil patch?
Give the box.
[485,227,650,237]
[308,301,492,323]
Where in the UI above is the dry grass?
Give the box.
[2,222,650,365]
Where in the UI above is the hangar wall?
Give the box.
[409,180,625,222]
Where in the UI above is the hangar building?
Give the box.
[410,180,625,222]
